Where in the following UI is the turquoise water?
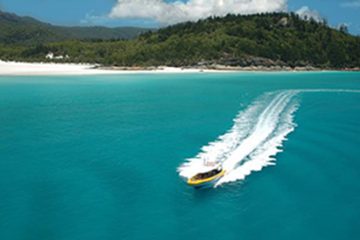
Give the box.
[0,72,360,240]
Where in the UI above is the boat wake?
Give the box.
[178,89,360,188]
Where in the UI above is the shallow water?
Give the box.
[0,72,360,240]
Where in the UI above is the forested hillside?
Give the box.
[0,11,150,44]
[1,12,359,68]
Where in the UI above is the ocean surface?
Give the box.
[0,72,360,240]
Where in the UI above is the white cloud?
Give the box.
[336,22,350,31]
[341,0,360,8]
[109,0,287,25]
[296,6,324,23]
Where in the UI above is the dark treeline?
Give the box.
[0,10,150,44]
[1,12,359,68]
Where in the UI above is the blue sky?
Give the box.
[0,0,359,34]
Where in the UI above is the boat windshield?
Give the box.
[193,169,222,180]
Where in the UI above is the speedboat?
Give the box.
[187,167,225,188]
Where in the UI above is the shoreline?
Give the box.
[0,61,359,76]
[0,61,225,76]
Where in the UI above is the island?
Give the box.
[0,11,359,72]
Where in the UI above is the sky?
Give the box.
[0,0,359,34]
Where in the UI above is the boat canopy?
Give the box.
[192,168,223,181]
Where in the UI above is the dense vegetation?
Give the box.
[0,11,150,44]
[1,12,359,69]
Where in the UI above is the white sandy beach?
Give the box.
[0,61,210,76]
[1,61,346,76]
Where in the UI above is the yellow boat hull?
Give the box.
[187,170,225,188]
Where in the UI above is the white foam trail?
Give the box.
[178,95,268,179]
[219,91,297,171]
[299,89,360,94]
[178,89,360,188]
[178,90,299,181]
[216,101,298,186]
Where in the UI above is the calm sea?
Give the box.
[0,72,359,240]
